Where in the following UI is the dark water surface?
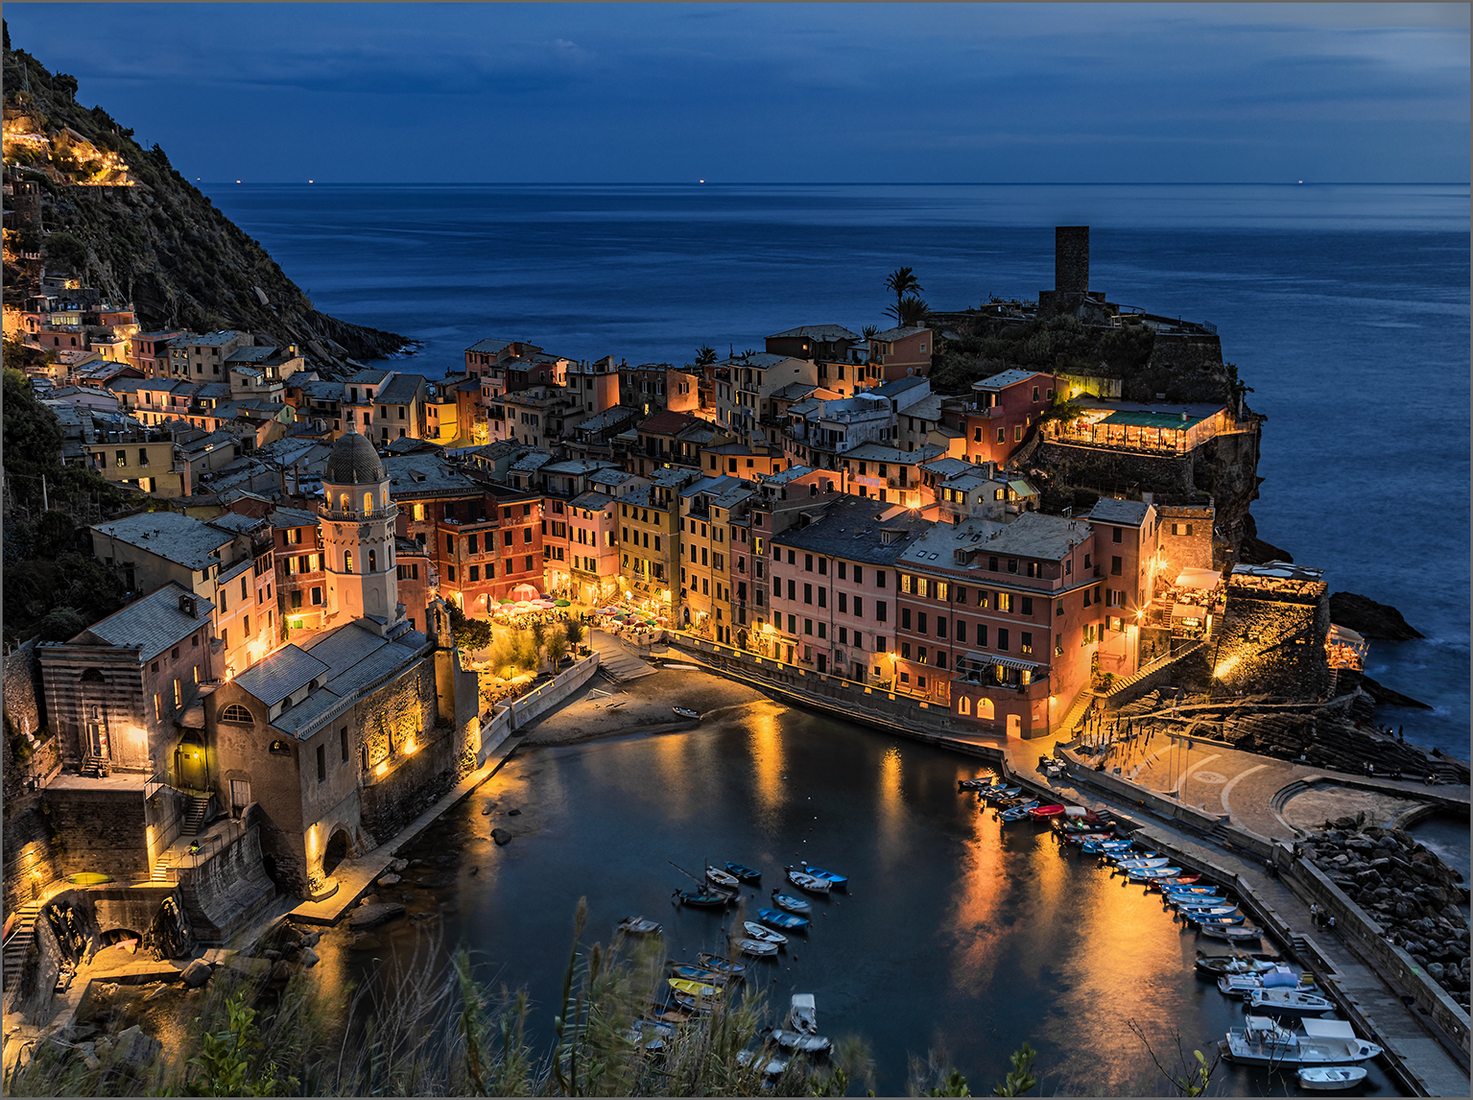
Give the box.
[205,182,1470,759]
[306,703,1396,1096]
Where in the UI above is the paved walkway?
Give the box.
[592,630,658,682]
[1001,751,1470,1097]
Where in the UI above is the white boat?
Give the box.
[1113,856,1169,871]
[1296,1066,1369,1091]
[672,706,701,720]
[737,1049,789,1076]
[769,1027,832,1054]
[785,868,832,894]
[788,993,817,1035]
[706,867,741,890]
[1245,987,1335,1018]
[1218,965,1301,998]
[1199,922,1261,942]
[743,920,787,946]
[732,937,779,958]
[1220,1016,1382,1067]
[617,916,663,936]
[1218,973,1268,998]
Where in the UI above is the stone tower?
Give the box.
[1055,226,1089,296]
[320,428,402,632]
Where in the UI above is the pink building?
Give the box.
[964,369,1055,466]
[568,491,620,605]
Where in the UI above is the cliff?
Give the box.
[2,30,408,367]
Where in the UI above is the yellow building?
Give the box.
[617,466,701,613]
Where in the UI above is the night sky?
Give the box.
[4,3,1468,184]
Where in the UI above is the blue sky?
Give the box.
[5,3,1468,183]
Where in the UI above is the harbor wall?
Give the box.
[478,654,600,765]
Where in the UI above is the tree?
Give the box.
[885,266,924,316]
[447,603,493,651]
[862,324,878,339]
[886,294,930,327]
[694,346,717,367]
[564,619,585,650]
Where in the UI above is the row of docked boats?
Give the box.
[965,770,1384,1089]
[660,858,849,959]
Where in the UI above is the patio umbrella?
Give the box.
[554,599,571,607]
[498,597,513,605]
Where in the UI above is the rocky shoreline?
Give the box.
[1301,819,1470,1011]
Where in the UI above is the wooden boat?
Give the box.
[706,867,741,890]
[788,993,818,1035]
[758,907,810,932]
[1189,912,1246,927]
[1027,804,1066,819]
[799,864,848,890]
[1127,866,1183,881]
[1245,987,1336,1018]
[771,891,812,914]
[980,786,1021,802]
[668,977,722,1000]
[1160,882,1217,896]
[674,888,734,909]
[671,706,701,720]
[618,916,663,935]
[1194,952,1279,977]
[1170,896,1232,911]
[671,992,712,1013]
[697,952,746,976]
[1149,874,1203,889]
[1296,1066,1369,1091]
[1113,855,1169,871]
[670,963,729,985]
[1000,802,1041,822]
[731,937,779,958]
[724,862,762,885]
[743,920,788,946]
[1220,1017,1381,1067]
[1199,922,1262,942]
[785,868,832,894]
[958,776,998,792]
[768,1027,832,1054]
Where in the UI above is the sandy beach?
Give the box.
[519,663,766,746]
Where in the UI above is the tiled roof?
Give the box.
[234,645,332,707]
[266,623,429,738]
[973,368,1048,391]
[769,324,860,341]
[466,337,521,354]
[871,325,928,342]
[772,494,928,564]
[1087,497,1151,526]
[93,511,233,570]
[569,490,615,510]
[376,373,425,405]
[80,582,214,660]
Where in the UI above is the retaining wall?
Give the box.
[179,822,276,945]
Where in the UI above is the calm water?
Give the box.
[300,703,1394,1096]
[205,182,1469,759]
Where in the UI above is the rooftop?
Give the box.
[75,582,214,661]
[901,511,1092,568]
[234,645,332,707]
[260,622,429,738]
[93,511,233,571]
[1087,497,1152,526]
[973,368,1049,392]
[772,494,928,564]
[871,325,928,343]
[769,324,860,342]
[377,373,426,405]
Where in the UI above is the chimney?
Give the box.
[179,593,197,617]
[1055,226,1089,296]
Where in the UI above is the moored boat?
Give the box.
[618,916,663,935]
[706,867,741,890]
[1113,856,1169,871]
[743,920,788,946]
[1296,1066,1369,1091]
[980,785,1021,802]
[674,888,734,909]
[758,907,810,932]
[731,937,779,958]
[672,706,701,720]
[671,963,729,984]
[736,1049,789,1077]
[788,993,818,1035]
[723,861,762,884]
[1245,987,1336,1018]
[958,776,998,792]
[1149,874,1203,889]
[697,952,747,976]
[768,1027,832,1054]
[1193,952,1279,977]
[785,868,832,894]
[627,1018,677,1052]
[1027,804,1066,819]
[771,891,812,914]
[1199,922,1262,942]
[668,977,723,1000]
[1220,1016,1381,1067]
[799,864,848,890]
[1127,866,1183,881]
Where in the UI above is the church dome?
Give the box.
[323,431,385,485]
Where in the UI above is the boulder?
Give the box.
[378,873,401,887]
[507,808,522,817]
[300,930,320,947]
[1329,591,1423,641]
[110,1025,162,1073]
[491,828,512,846]
[299,948,319,968]
[347,902,406,930]
[389,859,409,873]
[180,959,212,988]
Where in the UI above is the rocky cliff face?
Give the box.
[2,32,408,368]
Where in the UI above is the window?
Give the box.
[958,696,971,716]
[997,592,1012,613]
[368,549,377,572]
[344,551,353,572]
[997,629,1009,651]
[316,744,326,783]
[1172,522,1194,536]
[1112,527,1123,544]
[1111,556,1123,576]
[221,703,253,724]
[172,678,182,707]
[1021,632,1033,654]
[1021,597,1033,616]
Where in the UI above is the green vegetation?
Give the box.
[930,314,1155,397]
[694,346,717,367]
[884,268,929,327]
[2,363,131,645]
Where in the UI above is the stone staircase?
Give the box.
[1099,641,1205,704]
[181,795,211,836]
[1054,687,1095,740]
[151,851,178,883]
[3,900,43,991]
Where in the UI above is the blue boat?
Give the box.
[758,907,810,932]
[1127,866,1183,881]
[696,952,746,977]
[723,861,762,885]
[800,864,848,890]
[771,891,812,914]
[670,963,729,984]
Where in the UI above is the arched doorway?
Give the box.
[322,829,351,877]
[174,732,209,792]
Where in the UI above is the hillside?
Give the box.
[2,27,408,367]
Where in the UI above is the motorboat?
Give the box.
[1218,973,1271,998]
[706,867,742,891]
[958,776,999,792]
[758,907,810,932]
[788,993,817,1035]
[723,862,762,885]
[1245,987,1336,1018]
[785,868,832,894]
[731,937,779,958]
[697,952,746,977]
[743,920,788,947]
[1199,923,1262,942]
[1220,1016,1382,1067]
[674,888,734,909]
[1027,804,1066,819]
[1296,1066,1369,1091]
[768,1027,832,1054]
[1218,966,1301,997]
[670,963,729,985]
[799,865,848,890]
[771,891,812,915]
[618,916,663,936]
[1193,952,1280,977]
[668,977,722,1000]
[672,706,701,720]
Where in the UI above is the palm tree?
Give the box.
[885,267,923,317]
[694,346,717,367]
[862,324,878,339]
[886,294,930,327]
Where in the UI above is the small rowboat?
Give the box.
[674,889,734,909]
[1185,910,1245,926]
[1067,832,1114,846]
[671,963,729,985]
[1000,802,1041,822]
[731,937,779,958]
[1169,892,1229,907]
[723,862,762,884]
[799,864,848,890]
[1194,952,1280,976]
[769,1027,832,1054]
[618,916,662,936]
[771,891,811,914]
[958,776,998,791]
[758,908,810,932]
[1296,1066,1368,1091]
[737,1049,789,1076]
[1114,856,1169,870]
[1150,875,1204,889]
[1027,804,1066,819]
[1163,885,1221,900]
[743,920,787,947]
[785,868,831,894]
[1127,866,1183,881]
[1199,922,1261,942]
[627,1018,676,1051]
[706,867,741,890]
[697,952,746,976]
[672,706,701,720]
[668,977,722,1000]
[980,786,1021,802]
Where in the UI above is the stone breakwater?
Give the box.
[1302,819,1471,1011]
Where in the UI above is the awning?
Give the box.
[963,651,1042,672]
[1171,602,1204,620]
[1174,568,1222,590]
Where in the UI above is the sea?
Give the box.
[203,182,1470,759]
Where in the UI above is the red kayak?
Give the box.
[1027,804,1067,818]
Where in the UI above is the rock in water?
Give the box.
[492,828,513,846]
[179,959,212,988]
[378,873,401,887]
[1330,591,1423,640]
[347,902,406,930]
[507,808,522,817]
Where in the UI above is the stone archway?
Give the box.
[322,828,351,877]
